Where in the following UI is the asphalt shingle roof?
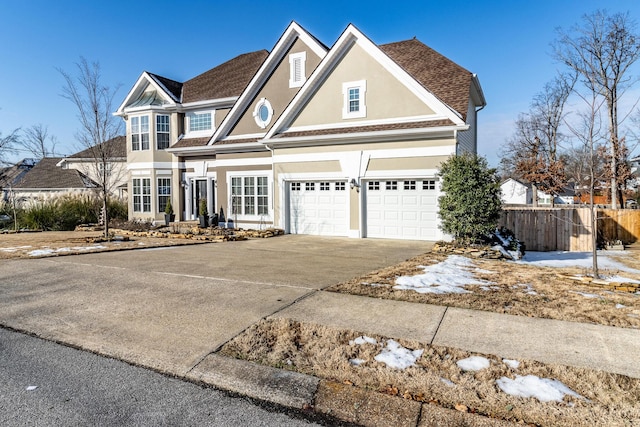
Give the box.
[148,73,183,102]
[379,38,473,121]
[182,50,269,104]
[68,136,126,159]
[13,158,96,189]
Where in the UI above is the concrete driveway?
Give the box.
[0,235,430,375]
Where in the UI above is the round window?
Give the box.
[253,98,273,129]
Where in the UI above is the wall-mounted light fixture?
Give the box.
[350,178,361,190]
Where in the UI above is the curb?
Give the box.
[186,353,517,427]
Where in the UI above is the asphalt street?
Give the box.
[0,328,322,427]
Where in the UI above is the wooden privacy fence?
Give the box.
[598,209,640,245]
[499,208,593,252]
[499,207,640,251]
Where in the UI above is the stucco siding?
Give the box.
[291,43,435,128]
[230,38,323,137]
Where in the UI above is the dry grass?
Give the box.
[221,318,640,427]
[326,251,640,329]
[0,231,206,259]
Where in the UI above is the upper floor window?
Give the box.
[342,80,367,119]
[156,115,170,149]
[187,111,212,133]
[289,52,307,88]
[131,116,149,151]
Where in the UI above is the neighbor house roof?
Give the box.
[0,159,36,189]
[67,135,127,159]
[13,158,97,189]
[182,50,269,104]
[379,38,474,121]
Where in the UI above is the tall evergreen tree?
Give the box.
[438,154,502,243]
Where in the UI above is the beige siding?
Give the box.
[274,138,455,156]
[291,43,434,128]
[367,156,449,171]
[230,38,323,137]
[457,99,476,155]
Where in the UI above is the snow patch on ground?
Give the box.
[1,245,32,252]
[374,339,423,370]
[503,359,520,369]
[616,303,626,309]
[350,336,423,370]
[456,356,490,371]
[496,375,583,403]
[349,336,377,346]
[440,378,455,387]
[28,245,107,257]
[571,291,601,299]
[394,255,492,294]
[517,251,640,273]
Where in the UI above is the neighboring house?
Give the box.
[115,22,486,241]
[56,136,128,199]
[0,158,36,202]
[501,178,575,206]
[11,158,97,203]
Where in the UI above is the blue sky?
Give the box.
[2,0,640,166]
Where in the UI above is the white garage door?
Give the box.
[288,181,348,236]
[365,179,439,240]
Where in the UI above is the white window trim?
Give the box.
[130,115,150,151]
[185,110,214,137]
[342,80,367,119]
[132,177,152,213]
[289,51,307,88]
[157,177,171,213]
[156,114,170,150]
[252,98,273,129]
[226,171,273,221]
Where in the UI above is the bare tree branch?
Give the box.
[58,57,123,238]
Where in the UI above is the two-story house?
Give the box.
[115,22,485,241]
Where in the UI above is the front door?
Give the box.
[193,179,208,219]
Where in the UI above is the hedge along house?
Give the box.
[115,22,485,241]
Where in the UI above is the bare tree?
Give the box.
[59,57,123,238]
[554,10,640,209]
[0,128,20,166]
[565,90,607,278]
[502,74,574,206]
[20,124,58,159]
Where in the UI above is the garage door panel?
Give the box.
[289,181,348,237]
[366,179,439,241]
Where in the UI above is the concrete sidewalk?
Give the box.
[273,291,640,378]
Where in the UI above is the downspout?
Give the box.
[474,104,486,155]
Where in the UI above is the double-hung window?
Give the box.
[156,115,170,149]
[131,116,149,151]
[342,80,367,119]
[132,178,151,212]
[157,178,171,213]
[230,175,269,217]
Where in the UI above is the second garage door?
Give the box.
[365,178,440,241]
[288,181,349,236]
